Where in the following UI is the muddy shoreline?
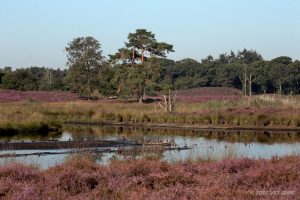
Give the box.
[64,121,300,132]
[0,140,135,150]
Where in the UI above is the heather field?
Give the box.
[0,89,78,103]
[176,87,242,102]
[0,87,241,103]
[0,156,299,200]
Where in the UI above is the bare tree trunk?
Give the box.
[244,65,247,96]
[163,94,168,112]
[87,65,91,99]
[249,81,252,97]
[46,69,52,85]
[138,84,146,104]
[248,73,254,97]
[168,90,172,112]
[278,80,282,95]
[239,75,247,96]
[139,83,145,103]
[239,65,249,96]
[139,95,143,104]
[157,90,177,113]
[170,90,177,112]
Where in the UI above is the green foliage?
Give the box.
[110,29,174,101]
[157,49,300,95]
[39,68,67,91]
[0,67,66,91]
[65,36,103,97]
[1,36,300,96]
[97,62,117,96]
[126,29,174,60]
[271,56,292,65]
[2,67,43,90]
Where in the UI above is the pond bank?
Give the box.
[65,120,300,132]
[1,100,300,135]
[0,140,135,150]
[0,124,61,135]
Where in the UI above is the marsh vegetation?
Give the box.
[0,94,299,135]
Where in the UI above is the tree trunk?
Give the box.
[248,73,254,97]
[239,75,247,96]
[131,48,135,67]
[158,90,177,112]
[168,90,172,112]
[279,81,282,95]
[163,95,168,112]
[87,73,91,99]
[141,48,144,63]
[139,95,143,104]
[249,80,252,97]
[244,65,247,96]
[138,85,145,104]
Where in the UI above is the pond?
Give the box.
[1,125,300,169]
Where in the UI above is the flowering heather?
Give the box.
[0,89,78,103]
[0,156,299,199]
[176,87,242,102]
[0,87,242,103]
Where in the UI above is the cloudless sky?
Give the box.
[1,0,300,68]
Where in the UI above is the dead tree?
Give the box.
[239,65,255,97]
[248,73,255,97]
[44,69,53,85]
[157,90,177,113]
[239,65,247,96]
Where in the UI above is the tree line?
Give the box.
[1,29,299,99]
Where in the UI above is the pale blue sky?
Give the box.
[1,0,300,68]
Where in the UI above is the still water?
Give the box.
[1,125,300,169]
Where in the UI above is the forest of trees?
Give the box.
[1,29,300,99]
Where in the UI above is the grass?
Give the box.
[0,95,300,135]
[0,155,299,199]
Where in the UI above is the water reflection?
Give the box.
[0,132,61,142]
[1,125,300,169]
[61,126,300,144]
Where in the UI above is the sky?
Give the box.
[1,0,300,69]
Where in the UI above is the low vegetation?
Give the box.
[0,94,299,134]
[0,156,299,199]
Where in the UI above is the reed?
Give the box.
[0,95,299,134]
